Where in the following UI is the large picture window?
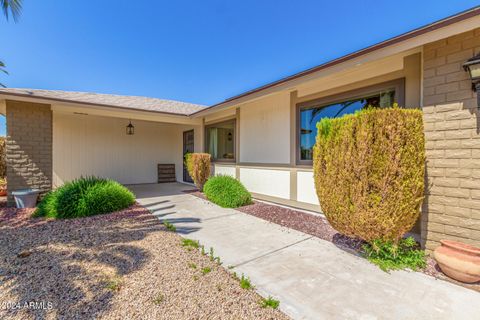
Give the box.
[205,119,235,161]
[297,79,404,164]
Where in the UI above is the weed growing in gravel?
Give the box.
[239,274,253,290]
[153,293,164,305]
[182,238,199,249]
[207,247,222,264]
[260,296,280,309]
[209,247,215,261]
[105,277,123,292]
[201,267,212,275]
[162,220,176,232]
[188,262,197,269]
[227,265,235,269]
[193,275,199,281]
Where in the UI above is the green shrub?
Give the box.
[34,176,135,219]
[184,153,211,191]
[313,107,425,243]
[362,237,426,272]
[203,175,252,208]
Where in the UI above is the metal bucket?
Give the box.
[12,188,40,208]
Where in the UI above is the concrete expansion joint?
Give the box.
[234,236,314,268]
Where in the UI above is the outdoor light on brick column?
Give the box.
[126,120,135,135]
[463,53,480,107]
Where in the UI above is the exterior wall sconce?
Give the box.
[227,132,232,141]
[126,120,135,135]
[463,53,480,107]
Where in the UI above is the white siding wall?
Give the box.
[239,167,290,199]
[53,113,197,186]
[213,164,236,177]
[297,171,320,205]
[239,92,290,164]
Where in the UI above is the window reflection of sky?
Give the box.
[300,99,366,149]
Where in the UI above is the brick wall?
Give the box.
[422,28,480,251]
[6,100,52,205]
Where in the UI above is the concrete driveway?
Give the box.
[129,183,480,320]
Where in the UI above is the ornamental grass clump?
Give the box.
[203,175,252,208]
[34,176,135,219]
[313,107,425,243]
[184,153,211,191]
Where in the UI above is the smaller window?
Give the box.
[205,119,235,162]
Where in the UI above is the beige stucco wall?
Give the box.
[239,92,291,164]
[53,112,199,186]
[422,28,480,251]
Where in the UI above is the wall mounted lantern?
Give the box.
[463,53,480,107]
[126,120,135,135]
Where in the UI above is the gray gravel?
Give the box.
[0,205,289,320]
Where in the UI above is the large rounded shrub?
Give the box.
[34,177,135,219]
[313,107,425,243]
[203,175,252,208]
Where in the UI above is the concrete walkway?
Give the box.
[129,183,480,320]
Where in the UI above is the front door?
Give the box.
[183,130,194,183]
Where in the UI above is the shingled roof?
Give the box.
[0,88,206,116]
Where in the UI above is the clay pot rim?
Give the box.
[440,240,480,256]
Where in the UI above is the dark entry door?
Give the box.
[183,130,194,183]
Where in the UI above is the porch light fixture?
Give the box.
[126,120,134,135]
[463,53,480,107]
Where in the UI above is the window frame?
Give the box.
[204,118,236,163]
[296,78,405,166]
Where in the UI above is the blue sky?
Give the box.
[0,1,479,135]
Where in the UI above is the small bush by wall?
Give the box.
[34,176,135,219]
[313,107,425,243]
[185,153,211,191]
[203,175,252,208]
[362,237,426,271]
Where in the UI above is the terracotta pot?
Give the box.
[434,240,480,283]
[0,190,6,196]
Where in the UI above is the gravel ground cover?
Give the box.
[0,204,289,320]
[187,190,480,292]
